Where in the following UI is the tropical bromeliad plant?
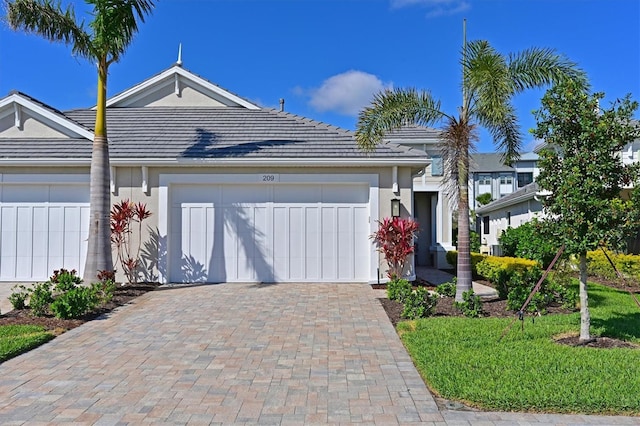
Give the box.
[355,33,585,300]
[6,0,156,283]
[371,217,420,279]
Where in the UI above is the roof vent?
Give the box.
[279,98,285,112]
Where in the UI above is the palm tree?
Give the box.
[7,0,155,283]
[356,38,585,301]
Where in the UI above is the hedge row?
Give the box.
[585,250,640,281]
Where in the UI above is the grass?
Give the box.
[0,325,55,363]
[398,282,640,415]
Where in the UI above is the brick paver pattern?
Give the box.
[0,283,637,425]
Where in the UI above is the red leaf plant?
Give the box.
[110,199,152,284]
[371,217,420,279]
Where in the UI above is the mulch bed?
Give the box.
[0,283,159,334]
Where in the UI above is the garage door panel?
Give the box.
[287,207,303,280]
[2,185,48,203]
[48,207,65,274]
[63,207,82,265]
[274,185,321,203]
[304,207,320,280]
[170,183,370,283]
[354,207,371,278]
[0,198,88,281]
[224,186,270,204]
[31,208,48,274]
[50,185,89,203]
[337,207,354,280]
[322,184,369,203]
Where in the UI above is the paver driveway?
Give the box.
[0,283,438,424]
[1,283,638,425]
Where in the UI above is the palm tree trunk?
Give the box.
[455,144,472,302]
[579,253,591,341]
[83,62,114,283]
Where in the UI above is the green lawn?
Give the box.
[398,282,640,415]
[0,325,54,363]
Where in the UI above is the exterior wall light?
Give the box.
[391,198,401,218]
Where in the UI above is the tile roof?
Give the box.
[470,153,514,173]
[0,138,91,159]
[476,182,539,214]
[383,125,442,141]
[59,107,426,160]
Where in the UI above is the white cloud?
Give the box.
[305,70,392,117]
[391,0,471,18]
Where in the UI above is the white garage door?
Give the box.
[0,184,89,281]
[169,183,370,283]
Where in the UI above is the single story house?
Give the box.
[0,64,430,284]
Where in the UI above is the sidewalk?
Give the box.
[416,266,499,299]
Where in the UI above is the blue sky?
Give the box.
[1,0,638,152]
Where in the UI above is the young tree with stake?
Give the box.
[534,79,640,342]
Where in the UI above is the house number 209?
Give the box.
[262,174,276,182]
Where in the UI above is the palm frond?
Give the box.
[355,88,446,152]
[6,0,92,58]
[463,40,513,131]
[508,47,588,93]
[87,0,155,63]
[480,103,521,164]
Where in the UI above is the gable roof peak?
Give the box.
[0,91,93,140]
[104,65,261,110]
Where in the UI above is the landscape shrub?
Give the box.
[475,256,538,298]
[435,280,456,297]
[585,249,640,282]
[29,282,53,317]
[401,287,438,319]
[445,251,487,277]
[50,286,101,319]
[93,280,116,304]
[502,267,578,313]
[454,290,483,317]
[475,192,492,206]
[386,278,412,302]
[15,269,115,319]
[50,268,82,293]
[9,285,29,310]
[498,220,559,267]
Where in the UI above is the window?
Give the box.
[431,156,443,176]
[499,174,513,185]
[517,172,533,188]
[483,216,490,234]
[478,174,491,185]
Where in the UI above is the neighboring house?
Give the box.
[0,64,429,284]
[469,152,539,211]
[477,137,640,255]
[475,182,543,254]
